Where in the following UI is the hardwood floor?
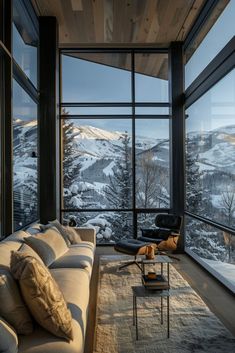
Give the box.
[85,247,235,353]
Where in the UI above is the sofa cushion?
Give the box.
[0,231,30,268]
[10,252,73,341]
[0,317,18,353]
[24,227,68,266]
[18,268,90,353]
[19,243,44,264]
[48,219,72,246]
[50,242,94,276]
[64,226,82,244]
[0,268,33,335]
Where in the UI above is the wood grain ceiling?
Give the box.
[32,0,206,47]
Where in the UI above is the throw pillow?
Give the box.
[48,219,71,246]
[64,226,82,244]
[0,317,18,353]
[10,252,73,341]
[0,269,33,335]
[24,227,69,266]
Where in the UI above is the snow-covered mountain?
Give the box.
[187,125,235,173]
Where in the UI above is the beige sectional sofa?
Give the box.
[0,225,96,353]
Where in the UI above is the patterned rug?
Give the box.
[93,255,235,353]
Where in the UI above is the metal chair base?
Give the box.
[119,257,143,271]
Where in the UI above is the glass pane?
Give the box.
[135,53,168,102]
[13,1,38,87]
[62,211,133,244]
[62,53,131,102]
[135,107,169,115]
[61,106,132,115]
[0,55,2,237]
[62,119,132,210]
[185,1,234,88]
[137,213,156,237]
[13,80,38,230]
[136,119,170,208]
[186,69,235,229]
[185,215,235,292]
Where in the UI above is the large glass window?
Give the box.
[62,53,131,103]
[135,53,168,102]
[13,80,38,230]
[13,0,38,87]
[185,215,235,292]
[62,119,132,210]
[61,51,170,243]
[136,119,170,208]
[186,69,235,229]
[185,1,234,88]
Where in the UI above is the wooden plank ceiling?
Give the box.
[32,0,206,78]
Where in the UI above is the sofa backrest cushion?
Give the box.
[64,226,82,244]
[0,269,33,335]
[48,219,72,246]
[19,243,44,264]
[10,252,73,341]
[24,227,69,266]
[0,230,30,268]
[0,317,18,353]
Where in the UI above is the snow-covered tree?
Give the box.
[220,186,235,262]
[104,133,132,239]
[136,150,169,208]
[185,138,224,259]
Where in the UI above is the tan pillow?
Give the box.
[0,317,18,353]
[24,227,69,266]
[48,219,71,245]
[64,226,82,244]
[10,252,73,341]
[0,269,33,335]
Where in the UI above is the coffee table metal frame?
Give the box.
[132,255,172,340]
[141,255,173,288]
[132,285,170,340]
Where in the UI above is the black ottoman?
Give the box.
[114,239,151,271]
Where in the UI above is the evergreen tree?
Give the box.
[185,138,226,261]
[62,115,81,208]
[105,132,132,240]
[186,138,204,213]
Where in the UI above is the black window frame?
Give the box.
[59,48,171,243]
[12,0,40,232]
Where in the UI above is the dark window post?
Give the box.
[169,42,185,251]
[1,0,13,236]
[39,17,59,223]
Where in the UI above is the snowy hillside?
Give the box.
[187,125,235,173]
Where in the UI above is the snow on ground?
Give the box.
[79,157,97,171]
[200,142,235,167]
[103,161,115,176]
[196,162,215,171]
[203,258,235,290]
[211,194,222,208]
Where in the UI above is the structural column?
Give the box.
[39,17,60,223]
[1,0,13,236]
[169,42,185,251]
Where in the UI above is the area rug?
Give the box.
[93,255,235,353]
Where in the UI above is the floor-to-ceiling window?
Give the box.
[12,0,39,230]
[184,0,235,292]
[60,51,170,243]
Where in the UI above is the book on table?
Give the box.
[142,274,169,290]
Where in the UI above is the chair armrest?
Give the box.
[74,227,96,246]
